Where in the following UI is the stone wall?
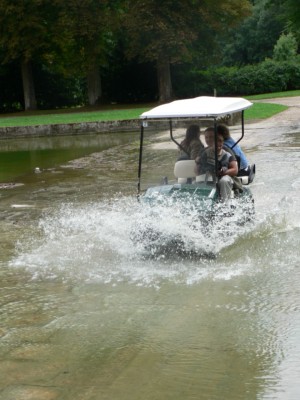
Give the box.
[0,119,141,139]
[0,113,241,139]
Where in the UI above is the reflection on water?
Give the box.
[0,129,300,399]
[0,132,136,181]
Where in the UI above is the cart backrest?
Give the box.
[174,160,197,183]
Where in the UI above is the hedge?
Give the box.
[175,59,300,97]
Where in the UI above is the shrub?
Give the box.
[185,59,300,97]
[273,33,298,62]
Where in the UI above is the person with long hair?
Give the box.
[178,124,204,160]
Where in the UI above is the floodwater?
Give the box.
[0,122,300,400]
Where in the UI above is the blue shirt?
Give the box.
[224,137,249,170]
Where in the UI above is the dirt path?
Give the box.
[235,96,300,149]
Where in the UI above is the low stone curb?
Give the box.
[0,119,141,139]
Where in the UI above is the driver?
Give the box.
[195,130,241,201]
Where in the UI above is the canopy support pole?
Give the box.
[230,110,245,150]
[170,120,192,156]
[137,123,144,199]
[214,119,220,198]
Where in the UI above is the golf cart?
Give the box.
[134,96,255,255]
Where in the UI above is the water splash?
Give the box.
[9,192,298,287]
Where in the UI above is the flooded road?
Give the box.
[0,105,300,400]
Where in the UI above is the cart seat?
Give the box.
[174,160,197,183]
[237,164,256,185]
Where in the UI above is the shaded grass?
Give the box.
[0,107,150,128]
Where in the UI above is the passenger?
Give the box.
[195,132,241,201]
[178,124,204,160]
[217,124,251,176]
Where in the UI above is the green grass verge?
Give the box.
[246,89,300,100]
[0,107,150,128]
[244,102,288,120]
[0,90,297,128]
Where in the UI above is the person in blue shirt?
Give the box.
[217,124,251,176]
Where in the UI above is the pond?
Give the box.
[0,125,300,400]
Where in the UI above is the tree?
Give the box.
[273,32,298,61]
[284,0,300,28]
[122,0,252,103]
[284,0,300,42]
[0,0,59,110]
[0,0,119,109]
[219,0,287,66]
[55,0,120,105]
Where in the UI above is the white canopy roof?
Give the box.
[140,96,253,119]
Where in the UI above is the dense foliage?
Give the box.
[0,0,299,112]
[182,60,300,97]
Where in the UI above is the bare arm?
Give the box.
[219,160,238,177]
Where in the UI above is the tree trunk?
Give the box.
[157,56,172,103]
[87,64,102,105]
[21,59,37,110]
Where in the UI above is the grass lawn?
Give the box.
[0,90,298,128]
[0,107,151,128]
[246,89,300,100]
[244,102,288,120]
